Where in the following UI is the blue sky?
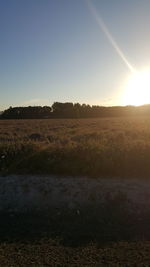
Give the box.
[1,0,150,109]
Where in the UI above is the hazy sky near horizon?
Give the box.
[1,0,150,109]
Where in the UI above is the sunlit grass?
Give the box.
[1,116,150,177]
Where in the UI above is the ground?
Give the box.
[0,116,150,266]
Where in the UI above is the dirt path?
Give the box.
[0,175,150,213]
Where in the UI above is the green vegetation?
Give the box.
[1,116,150,177]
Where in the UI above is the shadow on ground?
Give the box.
[0,202,150,247]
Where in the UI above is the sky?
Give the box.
[1,0,150,109]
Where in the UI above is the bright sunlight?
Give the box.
[123,69,150,106]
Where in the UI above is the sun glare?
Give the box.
[123,70,150,106]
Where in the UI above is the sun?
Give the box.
[123,69,150,106]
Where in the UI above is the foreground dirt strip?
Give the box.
[0,176,150,265]
[0,175,150,213]
[0,241,150,266]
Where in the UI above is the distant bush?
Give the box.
[28,133,43,141]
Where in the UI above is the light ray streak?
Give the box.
[86,0,135,73]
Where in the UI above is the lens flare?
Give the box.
[86,1,150,106]
[86,0,135,73]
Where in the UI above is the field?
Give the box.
[1,116,150,177]
[1,116,150,265]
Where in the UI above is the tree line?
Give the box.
[1,102,150,119]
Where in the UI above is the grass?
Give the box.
[1,116,150,177]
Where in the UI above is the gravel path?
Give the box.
[0,175,150,213]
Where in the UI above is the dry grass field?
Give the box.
[1,115,150,177]
[1,116,150,265]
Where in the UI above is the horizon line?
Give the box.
[1,102,150,112]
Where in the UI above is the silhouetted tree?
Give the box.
[1,102,150,119]
[1,106,52,119]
